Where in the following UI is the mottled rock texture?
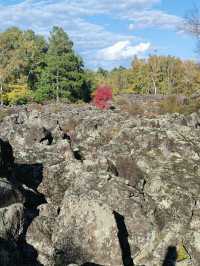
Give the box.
[0,99,200,265]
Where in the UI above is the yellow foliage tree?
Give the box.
[6,84,31,105]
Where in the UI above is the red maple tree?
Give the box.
[93,85,112,110]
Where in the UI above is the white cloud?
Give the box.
[128,10,183,30]
[97,40,151,61]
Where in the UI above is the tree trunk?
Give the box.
[56,69,59,103]
[0,82,3,106]
[150,74,157,95]
[149,63,157,95]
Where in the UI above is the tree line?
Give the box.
[90,56,200,96]
[1,18,200,105]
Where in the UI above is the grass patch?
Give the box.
[159,95,200,115]
[115,96,144,116]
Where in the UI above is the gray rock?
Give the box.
[0,100,200,265]
[0,178,23,208]
[0,203,24,241]
[52,192,123,266]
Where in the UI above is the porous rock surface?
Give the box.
[0,100,200,265]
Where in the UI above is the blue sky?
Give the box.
[0,0,198,69]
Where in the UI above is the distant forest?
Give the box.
[91,56,200,96]
[0,25,200,105]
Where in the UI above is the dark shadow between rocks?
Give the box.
[63,132,72,142]
[0,237,22,266]
[0,139,14,176]
[0,138,46,265]
[13,163,43,190]
[195,122,200,128]
[113,211,134,266]
[162,246,177,266]
[14,162,46,266]
[40,127,53,145]
[73,149,84,162]
[17,237,43,266]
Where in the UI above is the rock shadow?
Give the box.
[0,139,14,176]
[13,163,44,190]
[0,138,46,265]
[14,162,46,266]
[162,246,177,266]
[113,211,134,266]
[40,127,53,145]
[73,149,84,162]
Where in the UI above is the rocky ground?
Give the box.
[0,96,200,266]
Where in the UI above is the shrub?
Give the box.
[159,95,200,115]
[33,85,58,103]
[93,85,112,110]
[181,98,200,114]
[159,95,183,114]
[6,85,32,105]
[115,96,144,116]
[112,87,120,95]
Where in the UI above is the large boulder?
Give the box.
[0,203,24,241]
[52,192,123,266]
[26,203,57,266]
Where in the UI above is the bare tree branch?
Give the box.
[185,5,200,37]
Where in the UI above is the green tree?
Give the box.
[35,26,90,102]
[0,27,47,104]
[0,27,22,103]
